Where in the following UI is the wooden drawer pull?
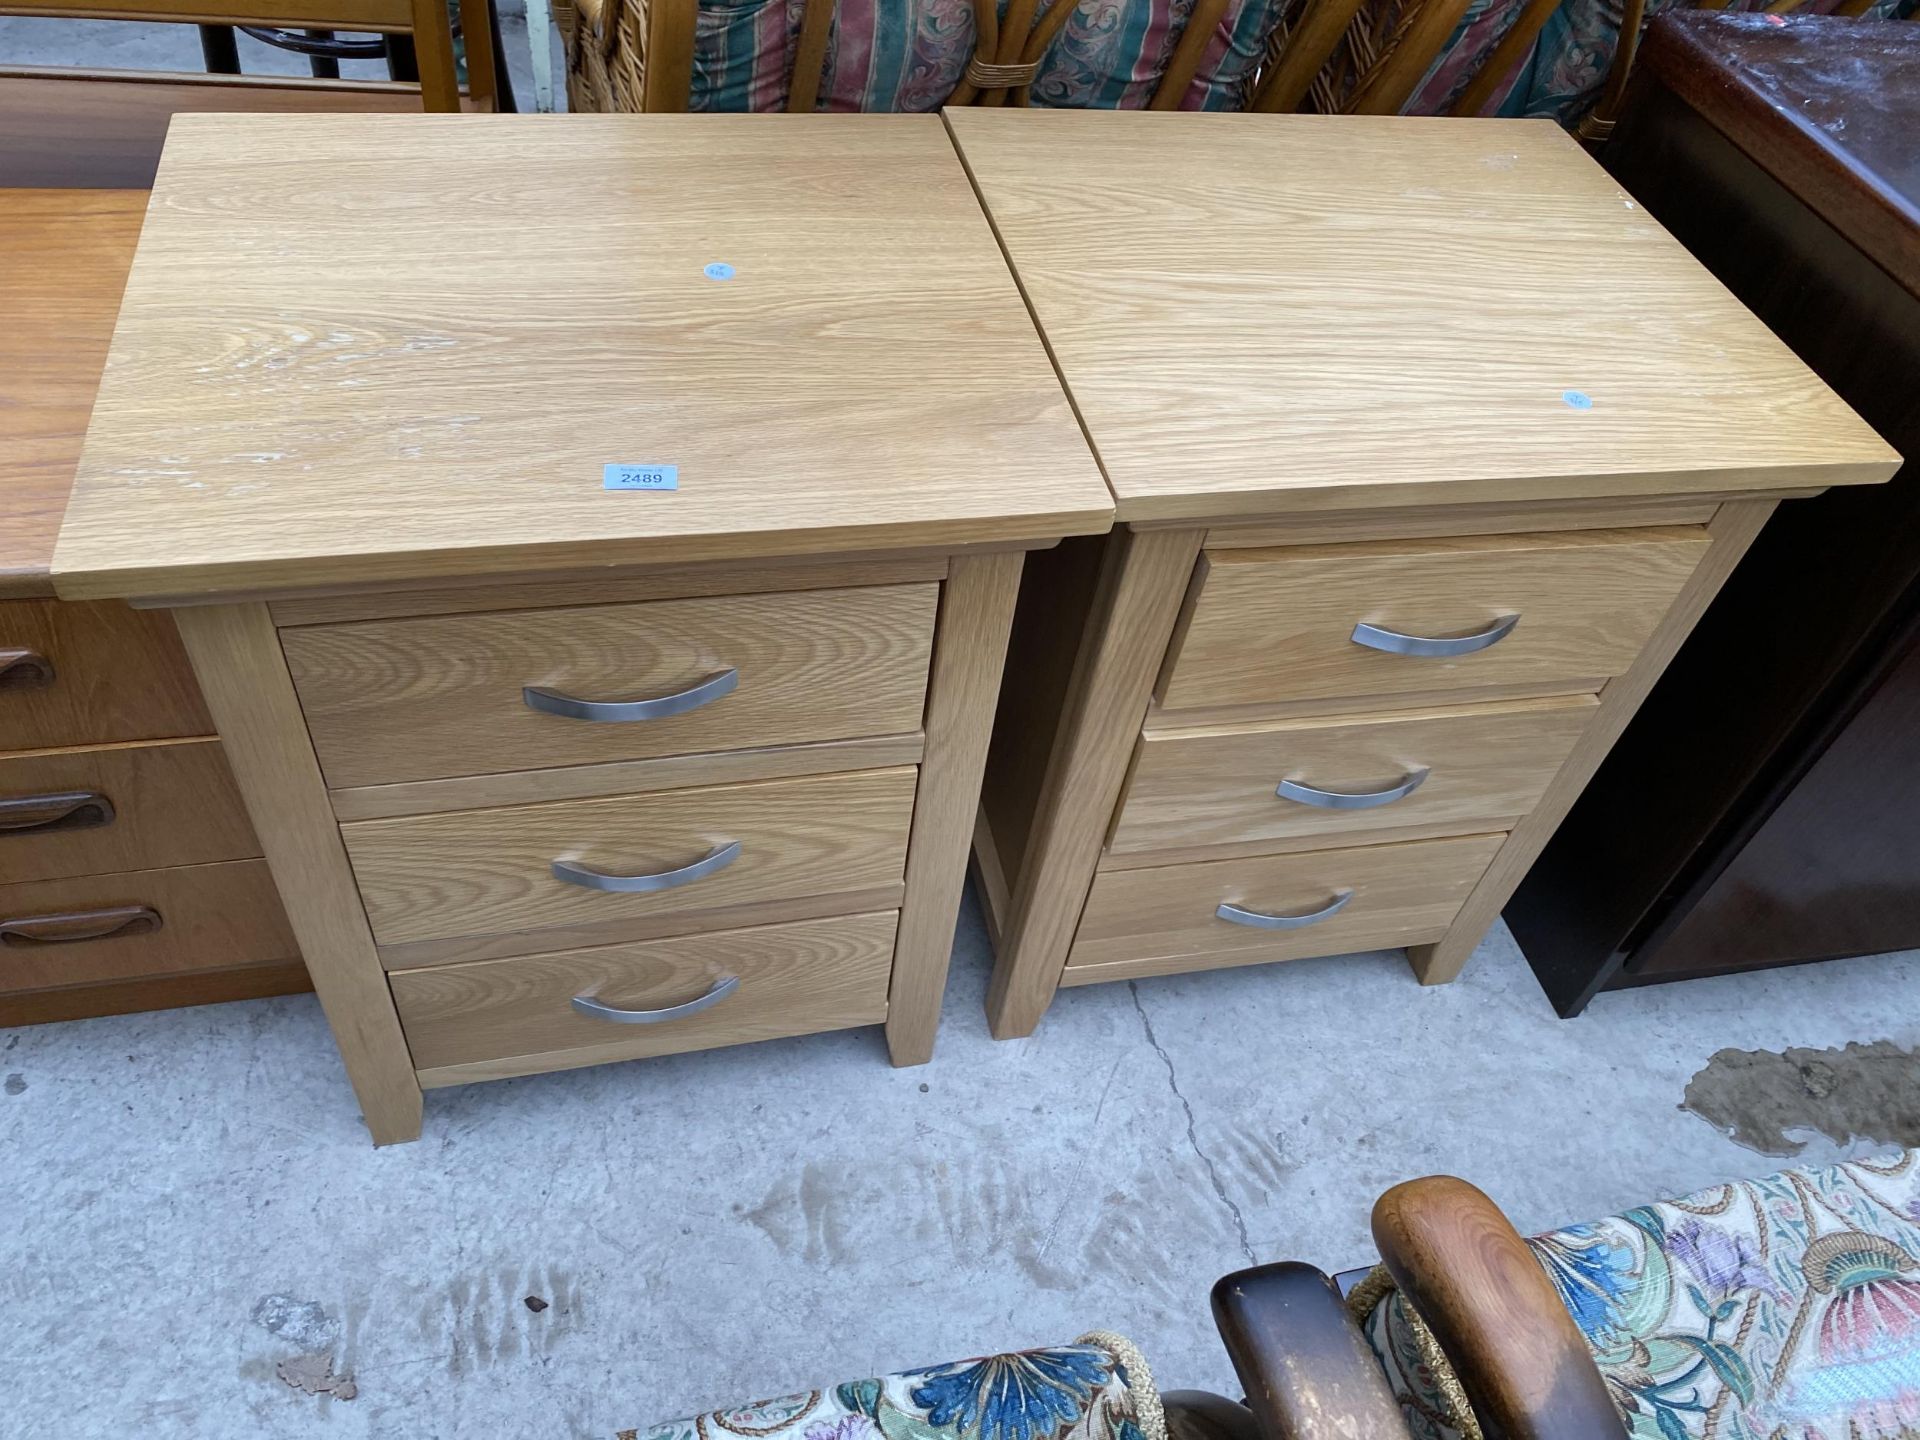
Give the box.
[0,647,55,691]
[0,904,162,947]
[1350,614,1518,658]
[0,790,117,835]
[522,668,739,723]
[550,839,742,894]
[1276,769,1429,811]
[571,974,740,1025]
[1216,891,1353,930]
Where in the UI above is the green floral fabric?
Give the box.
[1365,1152,1920,1440]
[622,1335,1163,1440]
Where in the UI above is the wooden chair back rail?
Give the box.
[1371,1177,1622,1440]
[0,0,482,112]
[1250,0,1474,116]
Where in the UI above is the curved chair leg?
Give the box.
[1211,1263,1411,1439]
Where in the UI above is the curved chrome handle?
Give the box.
[523,668,738,723]
[571,974,740,1025]
[0,790,117,834]
[1277,769,1429,811]
[1350,615,1518,658]
[551,840,741,894]
[1216,891,1354,930]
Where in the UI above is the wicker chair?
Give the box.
[1232,1150,1920,1438]
[565,0,1474,116]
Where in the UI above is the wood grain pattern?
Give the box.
[52,115,1113,601]
[0,598,211,750]
[283,584,936,787]
[171,602,422,1144]
[1111,695,1596,858]
[341,766,917,951]
[395,910,894,1080]
[887,550,1022,1066]
[984,527,1204,1038]
[1062,832,1504,981]
[0,737,259,883]
[328,733,924,822]
[0,857,294,991]
[1373,1176,1623,1439]
[1196,492,1729,549]
[1158,529,1710,713]
[0,955,309,1026]
[0,190,144,598]
[267,553,949,627]
[945,110,1898,523]
[1408,499,1777,984]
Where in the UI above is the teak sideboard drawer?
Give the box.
[0,858,297,992]
[0,737,259,885]
[1112,695,1596,858]
[0,599,211,751]
[1158,528,1711,713]
[344,766,918,959]
[1064,833,1504,981]
[283,584,938,788]
[393,910,897,1083]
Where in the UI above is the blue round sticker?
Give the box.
[704,262,736,281]
[1562,390,1594,410]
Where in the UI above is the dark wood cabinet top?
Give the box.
[1642,13,1920,296]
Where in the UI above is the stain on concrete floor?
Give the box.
[1683,1040,1920,1157]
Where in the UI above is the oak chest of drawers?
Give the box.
[2,189,305,1025]
[949,110,1899,1036]
[51,115,1112,1142]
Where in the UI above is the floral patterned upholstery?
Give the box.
[1364,1151,1920,1440]
[681,0,1288,113]
[623,1334,1165,1440]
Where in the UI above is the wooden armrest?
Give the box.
[1209,1263,1409,1440]
[1162,1390,1260,1440]
[1372,1176,1621,1440]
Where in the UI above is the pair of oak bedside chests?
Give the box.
[46,111,1896,1143]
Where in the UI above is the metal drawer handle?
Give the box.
[0,648,55,691]
[571,974,740,1025]
[1277,770,1429,811]
[551,840,742,894]
[0,791,117,835]
[1216,891,1354,931]
[523,668,738,723]
[0,904,161,947]
[1350,615,1518,658]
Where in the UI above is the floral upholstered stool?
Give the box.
[623,1335,1169,1440]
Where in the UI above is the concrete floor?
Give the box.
[5,886,1915,1437]
[5,15,1917,1434]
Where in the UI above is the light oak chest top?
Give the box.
[946,109,1898,521]
[53,114,1112,600]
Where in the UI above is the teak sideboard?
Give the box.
[947,110,1899,1036]
[52,114,1112,1144]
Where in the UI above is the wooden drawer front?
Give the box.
[344,766,918,956]
[284,584,938,788]
[1158,529,1710,713]
[1064,833,1504,981]
[0,737,259,885]
[0,858,297,993]
[1113,696,1596,858]
[394,911,896,1082]
[1,599,210,750]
